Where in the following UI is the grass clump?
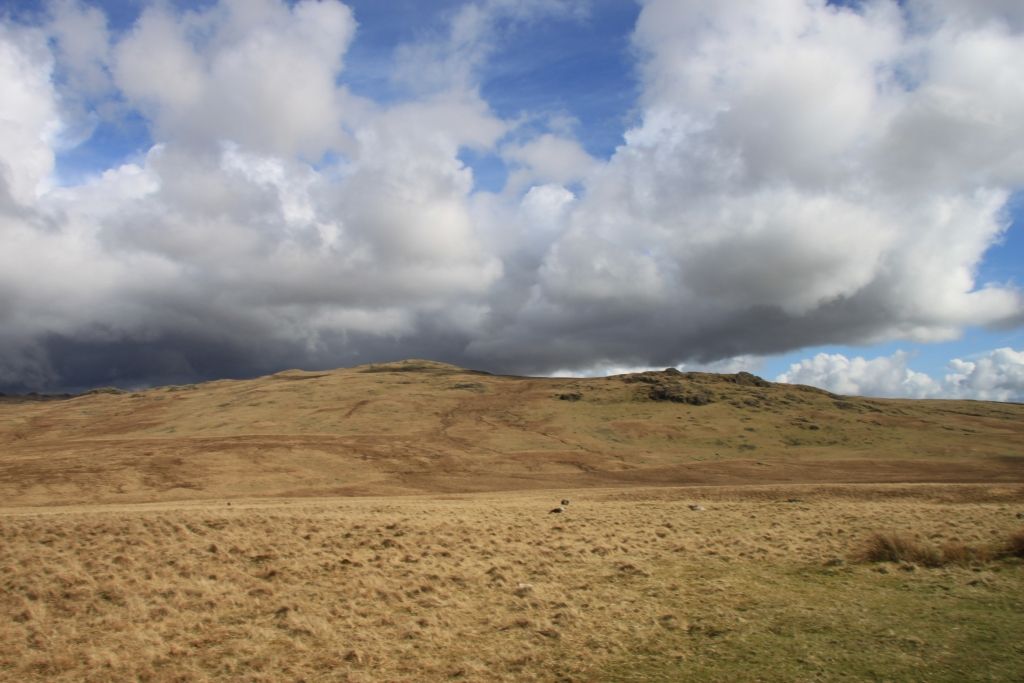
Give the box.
[1006,528,1024,558]
[856,529,1024,568]
[857,532,944,567]
[939,541,994,566]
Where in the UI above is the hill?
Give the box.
[1,359,1022,506]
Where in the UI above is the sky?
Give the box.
[0,0,1023,401]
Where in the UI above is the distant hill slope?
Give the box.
[1,359,1022,505]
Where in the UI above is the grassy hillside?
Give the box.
[1,359,1022,506]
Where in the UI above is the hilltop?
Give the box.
[1,359,1022,506]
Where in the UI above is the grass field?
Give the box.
[3,484,1022,682]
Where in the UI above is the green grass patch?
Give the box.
[598,560,1024,682]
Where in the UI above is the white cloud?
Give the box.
[776,351,942,398]
[776,347,1024,401]
[907,0,1024,31]
[0,0,1023,390]
[0,24,60,204]
[944,347,1024,401]
[47,0,112,100]
[113,0,357,158]
[550,354,764,380]
[503,134,596,188]
[467,0,1023,369]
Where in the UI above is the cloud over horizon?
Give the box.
[1,0,1023,394]
[776,347,1024,402]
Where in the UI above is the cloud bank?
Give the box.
[1,0,1023,392]
[777,347,1024,402]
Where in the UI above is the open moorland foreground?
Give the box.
[2,486,1024,682]
[1,361,1023,681]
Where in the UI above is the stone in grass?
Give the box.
[513,583,534,597]
[657,614,681,630]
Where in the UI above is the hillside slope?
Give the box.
[1,359,1022,505]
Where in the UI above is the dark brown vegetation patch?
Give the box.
[360,361,460,374]
[1007,528,1024,558]
[646,383,715,405]
[723,371,772,388]
[856,532,944,566]
[855,529,1024,567]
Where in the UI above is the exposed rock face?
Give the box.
[618,369,774,406]
[620,371,715,405]
[729,372,772,388]
[647,383,715,405]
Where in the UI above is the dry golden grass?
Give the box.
[2,484,1023,682]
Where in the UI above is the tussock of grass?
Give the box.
[940,541,994,565]
[1007,528,1024,558]
[857,532,944,566]
[856,528,1024,567]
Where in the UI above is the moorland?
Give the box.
[1,360,1022,681]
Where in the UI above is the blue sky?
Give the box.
[0,0,1022,399]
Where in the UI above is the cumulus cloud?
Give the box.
[0,0,505,390]
[0,0,1022,393]
[112,0,357,159]
[944,347,1024,401]
[775,351,942,398]
[0,23,60,205]
[776,347,1024,401]
[502,134,596,190]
